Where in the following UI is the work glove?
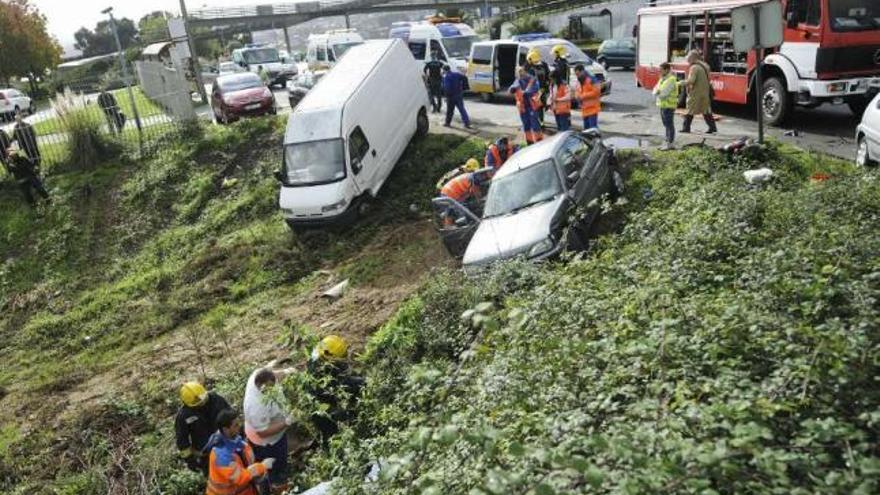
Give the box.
[262,457,276,470]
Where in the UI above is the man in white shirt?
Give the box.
[244,364,294,493]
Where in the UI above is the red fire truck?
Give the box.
[635,0,880,125]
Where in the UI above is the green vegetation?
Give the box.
[0,116,482,493]
[33,87,165,136]
[3,114,878,494]
[287,144,880,493]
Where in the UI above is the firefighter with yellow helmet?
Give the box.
[174,381,232,473]
[436,158,482,192]
[307,335,365,447]
[551,44,570,84]
[524,47,551,126]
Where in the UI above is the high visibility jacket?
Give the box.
[440,173,477,203]
[205,434,267,495]
[578,74,600,117]
[552,84,572,116]
[655,74,680,109]
[512,77,541,114]
[485,143,515,169]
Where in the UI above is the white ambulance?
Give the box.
[389,18,479,75]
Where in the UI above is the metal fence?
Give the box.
[0,70,197,168]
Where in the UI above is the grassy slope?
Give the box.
[310,144,880,494]
[0,117,484,493]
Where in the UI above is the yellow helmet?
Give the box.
[180,382,208,408]
[526,48,541,65]
[464,158,480,172]
[552,44,567,58]
[316,335,348,361]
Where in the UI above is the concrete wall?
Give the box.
[135,60,196,121]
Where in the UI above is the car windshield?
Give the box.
[332,41,362,59]
[829,0,878,31]
[218,74,262,91]
[441,35,478,58]
[284,139,346,186]
[483,159,562,218]
[242,48,280,64]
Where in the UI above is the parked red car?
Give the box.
[211,73,276,124]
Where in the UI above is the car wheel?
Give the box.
[856,135,875,166]
[762,77,792,126]
[416,107,429,138]
[28,102,36,115]
[13,105,20,116]
[847,95,870,117]
[566,224,589,252]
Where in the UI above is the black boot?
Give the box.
[681,114,693,133]
[704,113,718,134]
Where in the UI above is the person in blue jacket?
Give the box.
[442,65,472,129]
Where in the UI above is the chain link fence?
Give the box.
[1,66,197,169]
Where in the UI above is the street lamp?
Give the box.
[103,6,143,152]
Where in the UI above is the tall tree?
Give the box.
[74,17,138,57]
[0,0,62,88]
[138,11,172,44]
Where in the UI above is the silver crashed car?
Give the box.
[433,130,622,268]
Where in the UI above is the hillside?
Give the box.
[1,120,878,494]
[0,118,482,493]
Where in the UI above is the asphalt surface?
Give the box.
[204,68,861,161]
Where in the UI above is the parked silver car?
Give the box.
[434,130,622,268]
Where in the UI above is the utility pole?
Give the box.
[103,6,143,155]
[179,0,208,104]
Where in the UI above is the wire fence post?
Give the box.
[104,7,144,157]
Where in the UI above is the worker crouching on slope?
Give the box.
[436,158,481,192]
[6,151,49,207]
[509,67,543,145]
[484,136,518,170]
[307,335,365,448]
[575,64,601,130]
[175,382,232,474]
[204,409,274,495]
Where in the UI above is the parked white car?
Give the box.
[856,91,880,166]
[0,88,35,120]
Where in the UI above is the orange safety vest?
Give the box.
[553,84,572,116]
[513,78,542,114]
[579,76,600,117]
[485,143,513,169]
[206,438,267,495]
[441,173,476,203]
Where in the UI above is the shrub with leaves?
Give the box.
[52,88,118,170]
[321,144,880,494]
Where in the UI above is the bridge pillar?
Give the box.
[344,14,351,29]
[282,25,292,56]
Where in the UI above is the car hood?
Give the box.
[226,87,271,104]
[463,196,564,267]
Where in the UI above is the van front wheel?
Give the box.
[416,107,429,138]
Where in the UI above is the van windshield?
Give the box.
[332,41,363,59]
[242,48,280,64]
[442,35,478,58]
[284,139,346,186]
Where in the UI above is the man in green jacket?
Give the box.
[653,62,680,150]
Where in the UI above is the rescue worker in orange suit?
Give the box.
[524,49,550,125]
[204,408,273,495]
[575,64,601,130]
[549,72,572,131]
[175,382,232,474]
[484,137,518,170]
[436,158,481,192]
[439,169,490,223]
[509,67,543,145]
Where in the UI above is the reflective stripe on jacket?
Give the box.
[440,173,476,203]
[553,84,572,116]
[205,434,266,495]
[578,75,600,117]
[655,75,679,109]
[485,143,514,169]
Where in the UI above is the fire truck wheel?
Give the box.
[847,95,870,118]
[761,77,791,126]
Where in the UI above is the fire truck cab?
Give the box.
[636,0,880,125]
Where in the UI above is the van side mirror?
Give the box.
[273,170,283,182]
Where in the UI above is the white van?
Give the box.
[231,44,298,87]
[306,30,365,71]
[278,39,430,228]
[389,20,478,74]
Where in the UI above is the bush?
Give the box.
[52,88,118,170]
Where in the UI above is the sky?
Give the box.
[31,0,258,52]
